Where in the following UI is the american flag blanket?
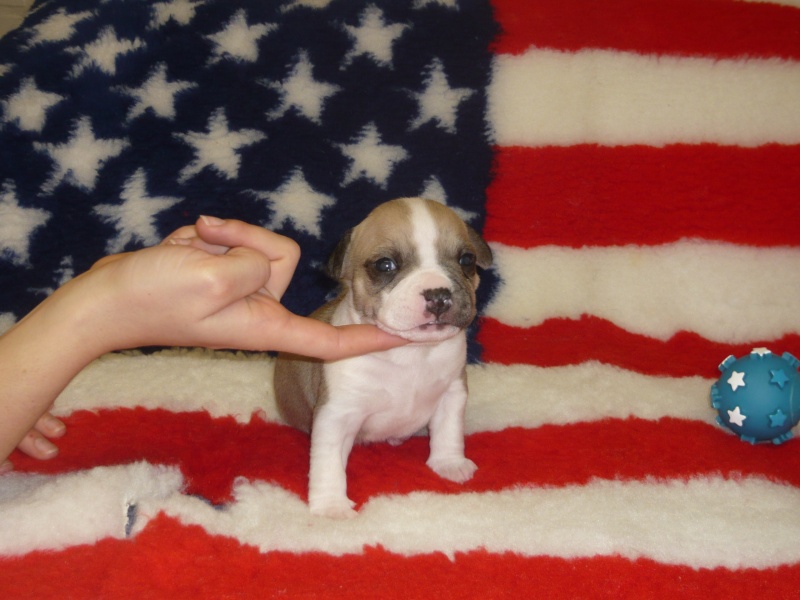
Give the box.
[1,0,800,597]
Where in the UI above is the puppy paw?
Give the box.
[309,497,358,520]
[427,457,477,484]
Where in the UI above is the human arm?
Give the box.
[0,217,406,467]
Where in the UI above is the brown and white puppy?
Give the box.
[274,197,492,519]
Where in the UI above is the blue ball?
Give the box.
[710,348,800,445]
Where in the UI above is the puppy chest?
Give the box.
[325,355,463,441]
[359,379,451,440]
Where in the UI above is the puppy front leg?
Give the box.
[308,403,362,519]
[426,377,477,484]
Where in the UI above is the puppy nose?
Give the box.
[423,288,452,317]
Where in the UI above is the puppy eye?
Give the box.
[374,257,398,273]
[459,253,476,268]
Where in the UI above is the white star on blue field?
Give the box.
[0,0,497,359]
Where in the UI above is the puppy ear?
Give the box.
[325,228,353,281]
[467,225,493,269]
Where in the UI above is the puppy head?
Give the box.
[327,198,492,343]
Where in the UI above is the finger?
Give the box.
[262,247,300,301]
[34,412,66,439]
[165,236,231,256]
[163,223,232,255]
[323,324,409,360]
[195,217,295,259]
[199,246,274,307]
[195,217,300,299]
[161,224,197,243]
[269,313,408,360]
[91,251,131,270]
[16,429,59,461]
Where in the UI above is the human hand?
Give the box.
[2,410,65,472]
[1,216,408,470]
[80,216,407,359]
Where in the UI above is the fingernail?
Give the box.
[200,215,225,226]
[168,237,192,245]
[0,460,13,474]
[43,414,66,437]
[34,437,58,458]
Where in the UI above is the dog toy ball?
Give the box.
[710,348,799,444]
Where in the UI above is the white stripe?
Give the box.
[738,0,800,7]
[485,240,800,343]
[466,362,713,432]
[488,48,800,147]
[0,463,182,556]
[54,350,716,430]
[162,476,800,569]
[54,348,274,423]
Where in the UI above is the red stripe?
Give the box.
[3,513,799,599]
[10,409,800,505]
[491,0,800,59]
[485,145,800,248]
[478,316,800,378]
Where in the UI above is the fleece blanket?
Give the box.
[1,0,800,597]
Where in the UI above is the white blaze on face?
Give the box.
[410,198,442,274]
[376,199,459,342]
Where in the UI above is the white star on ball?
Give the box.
[337,123,408,188]
[727,370,746,392]
[727,406,747,427]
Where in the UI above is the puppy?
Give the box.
[274,197,492,518]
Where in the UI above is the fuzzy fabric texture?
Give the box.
[1,0,800,598]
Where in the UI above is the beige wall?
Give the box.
[0,0,33,38]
